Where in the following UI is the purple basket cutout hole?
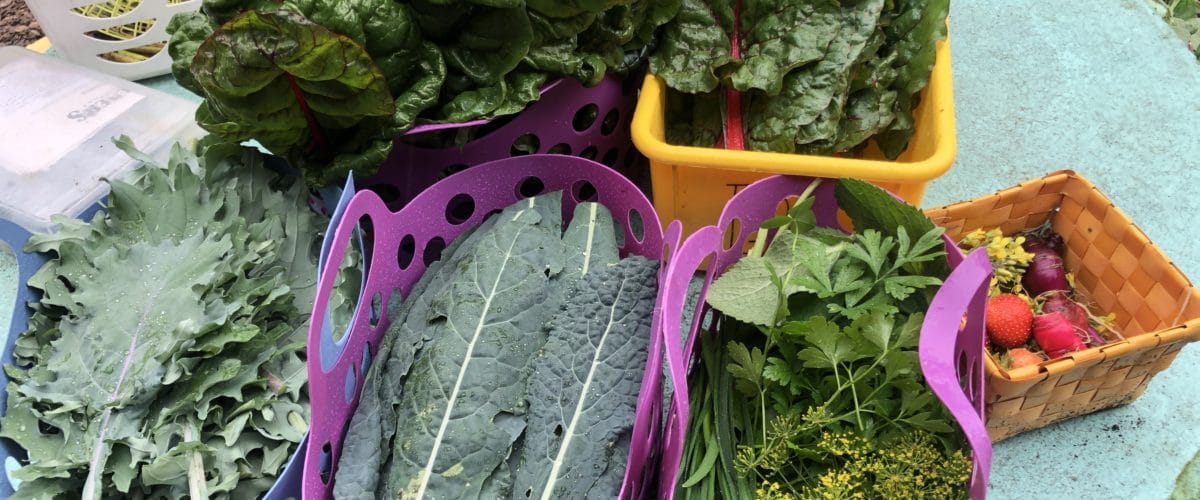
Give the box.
[656,176,993,500]
[365,74,645,211]
[305,155,673,499]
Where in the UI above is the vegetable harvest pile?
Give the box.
[651,0,949,158]
[676,179,971,499]
[168,0,683,184]
[1,140,323,499]
[960,222,1122,369]
[333,192,659,499]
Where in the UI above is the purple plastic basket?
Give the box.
[304,154,681,499]
[363,74,646,210]
[656,175,993,499]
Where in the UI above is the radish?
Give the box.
[1021,223,1070,296]
[1041,291,1107,345]
[1033,312,1087,359]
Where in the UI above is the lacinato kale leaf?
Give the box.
[513,256,658,499]
[334,196,659,499]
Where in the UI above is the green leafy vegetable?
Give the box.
[384,195,565,499]
[676,179,966,498]
[189,9,398,187]
[514,256,659,499]
[656,0,948,158]
[334,196,658,499]
[170,0,682,184]
[0,138,322,499]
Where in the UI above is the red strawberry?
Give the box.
[1006,348,1043,369]
[1033,312,1087,359]
[985,294,1034,348]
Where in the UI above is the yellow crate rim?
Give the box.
[631,38,956,183]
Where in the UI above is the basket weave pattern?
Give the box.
[924,170,1200,441]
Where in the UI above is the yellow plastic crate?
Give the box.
[632,37,956,237]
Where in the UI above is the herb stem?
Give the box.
[848,365,865,431]
[797,179,822,206]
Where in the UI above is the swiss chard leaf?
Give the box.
[730,0,841,95]
[189,9,396,185]
[751,0,883,151]
[649,0,733,93]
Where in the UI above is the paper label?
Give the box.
[0,57,145,174]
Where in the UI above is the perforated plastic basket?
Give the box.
[655,175,993,499]
[363,74,647,210]
[23,0,200,80]
[304,154,681,499]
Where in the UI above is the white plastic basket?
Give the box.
[23,0,201,81]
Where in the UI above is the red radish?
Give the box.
[1041,291,1107,345]
[1033,312,1086,358]
[1007,348,1044,369]
[1022,218,1066,254]
[1021,237,1070,295]
[1020,220,1071,295]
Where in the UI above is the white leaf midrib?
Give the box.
[414,199,535,499]
[539,272,630,500]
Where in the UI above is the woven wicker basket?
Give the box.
[924,170,1200,442]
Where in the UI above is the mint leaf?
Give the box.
[707,255,782,327]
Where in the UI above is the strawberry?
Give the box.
[1006,348,1043,369]
[1033,312,1087,359]
[985,294,1033,348]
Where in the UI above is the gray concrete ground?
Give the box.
[925,1,1200,498]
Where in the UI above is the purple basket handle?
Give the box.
[919,248,993,499]
[657,176,837,499]
[305,154,668,499]
[619,219,683,500]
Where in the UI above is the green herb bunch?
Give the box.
[676,178,970,499]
